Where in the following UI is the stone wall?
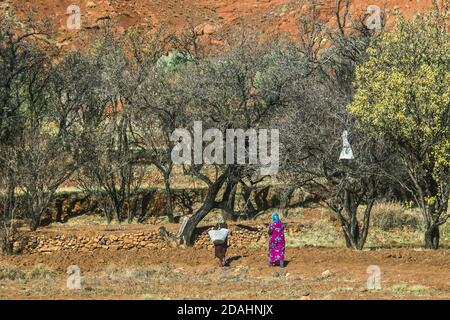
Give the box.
[25,232,169,253]
[21,224,298,253]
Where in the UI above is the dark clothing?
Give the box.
[212,223,229,267]
[214,238,228,260]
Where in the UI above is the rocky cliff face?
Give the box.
[1,0,434,50]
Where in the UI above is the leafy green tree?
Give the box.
[157,50,193,72]
[349,7,450,249]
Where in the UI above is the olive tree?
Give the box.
[176,37,301,245]
[278,0,394,249]
[0,13,79,231]
[349,7,450,249]
[75,30,146,223]
[132,61,191,223]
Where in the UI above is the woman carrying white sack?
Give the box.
[208,221,229,267]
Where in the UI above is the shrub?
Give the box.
[0,264,26,280]
[28,264,56,279]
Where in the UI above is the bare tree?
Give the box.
[0,156,19,254]
[278,0,392,249]
[132,65,191,223]
[74,30,142,223]
[279,69,398,249]
[176,36,300,245]
[0,13,78,231]
[75,27,171,223]
[124,27,188,223]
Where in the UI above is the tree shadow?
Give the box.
[273,260,290,267]
[367,243,450,250]
[235,224,260,232]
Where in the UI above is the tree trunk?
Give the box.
[163,173,174,223]
[5,170,15,221]
[139,190,155,222]
[342,228,354,249]
[335,197,374,250]
[181,174,227,245]
[279,185,296,217]
[342,228,365,250]
[55,197,64,223]
[30,217,40,231]
[356,199,374,250]
[181,201,215,246]
[218,180,237,221]
[113,201,122,223]
[1,240,14,255]
[424,224,440,249]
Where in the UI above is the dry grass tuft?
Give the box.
[371,202,421,231]
[28,264,56,279]
[0,263,26,280]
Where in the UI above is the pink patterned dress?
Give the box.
[268,221,285,265]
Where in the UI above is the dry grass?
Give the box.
[286,219,344,248]
[391,283,433,296]
[63,215,107,226]
[28,264,56,280]
[0,246,449,300]
[201,205,448,249]
[371,201,422,231]
[0,263,26,280]
[0,263,54,280]
[278,206,438,248]
[1,263,443,300]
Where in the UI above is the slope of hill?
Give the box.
[1,0,434,50]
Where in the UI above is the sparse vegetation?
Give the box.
[28,264,56,279]
[371,202,421,231]
[1,2,448,250]
[0,263,26,280]
[0,0,448,303]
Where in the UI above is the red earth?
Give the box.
[1,216,449,300]
[1,0,436,50]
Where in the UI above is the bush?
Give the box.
[28,264,56,279]
[0,264,26,280]
[371,201,421,231]
[157,50,192,72]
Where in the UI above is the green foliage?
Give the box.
[349,11,450,176]
[157,50,192,72]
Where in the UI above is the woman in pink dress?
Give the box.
[268,212,285,267]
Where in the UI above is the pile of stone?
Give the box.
[25,232,168,253]
[21,223,302,253]
[193,227,268,249]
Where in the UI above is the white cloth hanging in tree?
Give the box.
[339,130,354,160]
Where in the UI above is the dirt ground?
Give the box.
[0,0,445,301]
[1,245,449,300]
[1,208,450,300]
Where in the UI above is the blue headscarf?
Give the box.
[272,212,280,223]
